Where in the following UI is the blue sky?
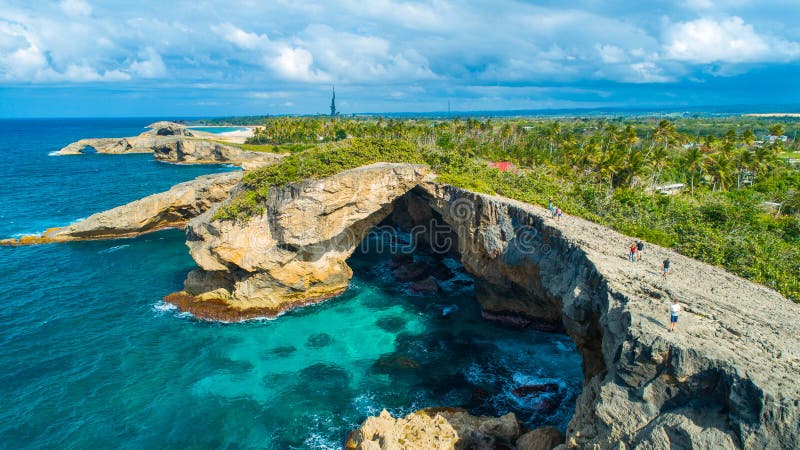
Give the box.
[1,0,799,117]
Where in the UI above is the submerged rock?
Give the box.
[305,333,334,348]
[409,276,441,295]
[371,354,420,373]
[391,261,429,282]
[512,383,561,398]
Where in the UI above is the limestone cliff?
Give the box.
[355,183,800,449]
[0,172,241,245]
[165,164,800,448]
[345,408,522,449]
[150,139,284,169]
[164,163,432,321]
[52,122,281,168]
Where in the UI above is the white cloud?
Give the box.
[664,16,800,63]
[251,91,290,99]
[596,44,626,64]
[211,22,269,50]
[269,45,329,82]
[628,61,673,83]
[62,64,130,81]
[59,0,92,17]
[129,47,167,78]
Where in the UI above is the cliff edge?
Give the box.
[165,165,799,448]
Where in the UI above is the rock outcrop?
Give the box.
[167,164,800,448]
[164,163,432,321]
[53,122,279,168]
[151,139,284,169]
[377,183,800,449]
[516,427,565,450]
[345,408,522,449]
[0,172,241,245]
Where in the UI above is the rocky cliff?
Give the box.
[164,165,799,448]
[150,139,284,169]
[354,183,800,449]
[164,163,431,321]
[52,122,281,168]
[0,172,241,245]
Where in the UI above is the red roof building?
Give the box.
[488,161,517,173]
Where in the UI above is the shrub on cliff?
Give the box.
[213,138,425,221]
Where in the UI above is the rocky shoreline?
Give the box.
[52,121,284,169]
[1,172,242,246]
[4,134,799,448]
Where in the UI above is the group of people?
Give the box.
[547,198,562,221]
[545,198,681,332]
[627,240,680,331]
[628,240,671,278]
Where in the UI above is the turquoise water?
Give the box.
[0,119,583,448]
[188,126,249,134]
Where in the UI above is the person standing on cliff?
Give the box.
[669,299,681,332]
[662,258,670,278]
[636,240,644,261]
[548,198,553,214]
[629,243,637,262]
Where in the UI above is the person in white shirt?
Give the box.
[669,299,681,332]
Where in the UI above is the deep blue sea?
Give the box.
[0,119,582,449]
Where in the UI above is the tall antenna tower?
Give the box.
[330,86,337,117]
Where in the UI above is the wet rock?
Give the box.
[347,408,522,450]
[409,276,441,295]
[512,383,560,398]
[533,396,562,415]
[391,261,429,282]
[516,426,564,450]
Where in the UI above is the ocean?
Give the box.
[0,119,582,448]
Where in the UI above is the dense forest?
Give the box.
[215,115,800,301]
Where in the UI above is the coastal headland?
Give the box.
[4,122,799,449]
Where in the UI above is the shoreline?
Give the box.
[744,113,800,117]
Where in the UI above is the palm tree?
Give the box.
[769,124,785,137]
[650,145,670,187]
[742,129,756,147]
[706,152,735,191]
[682,146,706,195]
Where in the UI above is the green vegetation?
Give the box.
[215,141,315,154]
[215,116,800,301]
[213,139,425,220]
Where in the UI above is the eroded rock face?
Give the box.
[516,426,564,450]
[52,122,280,168]
[0,172,241,245]
[151,139,284,168]
[345,408,521,450]
[165,163,431,321]
[158,165,799,447]
[409,183,800,449]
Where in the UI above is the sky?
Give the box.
[1,0,799,117]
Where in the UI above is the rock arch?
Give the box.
[166,163,800,448]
